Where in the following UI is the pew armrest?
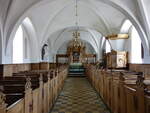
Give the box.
[144,80,150,85]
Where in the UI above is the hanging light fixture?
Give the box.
[69,0,85,48]
[73,0,80,39]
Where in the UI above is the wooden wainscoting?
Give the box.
[129,64,150,73]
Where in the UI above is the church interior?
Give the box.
[0,0,150,113]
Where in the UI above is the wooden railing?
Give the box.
[85,64,150,113]
[0,65,68,113]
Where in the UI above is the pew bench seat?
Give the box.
[6,93,24,107]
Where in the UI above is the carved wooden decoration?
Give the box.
[136,75,146,113]
[0,91,6,106]
[56,69,59,75]
[48,72,51,81]
[39,73,43,82]
[0,89,7,113]
[106,50,128,68]
[136,75,145,88]
[106,34,129,40]
[25,76,32,91]
[56,32,96,64]
[119,72,125,81]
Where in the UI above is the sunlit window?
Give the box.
[13,25,23,63]
[105,40,111,53]
[121,19,143,63]
[130,26,142,63]
[120,20,132,33]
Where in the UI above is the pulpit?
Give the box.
[106,50,128,68]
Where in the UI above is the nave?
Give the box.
[1,0,150,113]
[51,77,110,113]
[0,63,150,113]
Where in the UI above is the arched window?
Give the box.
[13,25,23,63]
[105,40,111,53]
[130,26,142,63]
[5,17,38,64]
[120,20,132,33]
[120,19,143,63]
[0,29,2,63]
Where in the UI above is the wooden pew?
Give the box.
[0,65,68,113]
[0,74,42,106]
[85,64,150,113]
[13,70,49,113]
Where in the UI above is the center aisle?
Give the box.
[50,77,110,113]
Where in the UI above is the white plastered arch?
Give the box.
[4,0,70,50]
[120,19,133,33]
[53,27,100,51]
[5,17,39,63]
[98,0,150,55]
[57,39,96,54]
[3,0,150,62]
[47,27,101,55]
[22,18,39,62]
[41,0,111,44]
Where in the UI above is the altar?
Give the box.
[56,31,96,64]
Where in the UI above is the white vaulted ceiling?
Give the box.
[0,0,150,63]
[26,0,126,45]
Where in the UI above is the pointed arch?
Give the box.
[22,17,39,63]
[12,25,24,63]
[129,26,143,63]
[5,17,39,64]
[120,19,132,33]
[120,19,146,62]
[4,0,149,52]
